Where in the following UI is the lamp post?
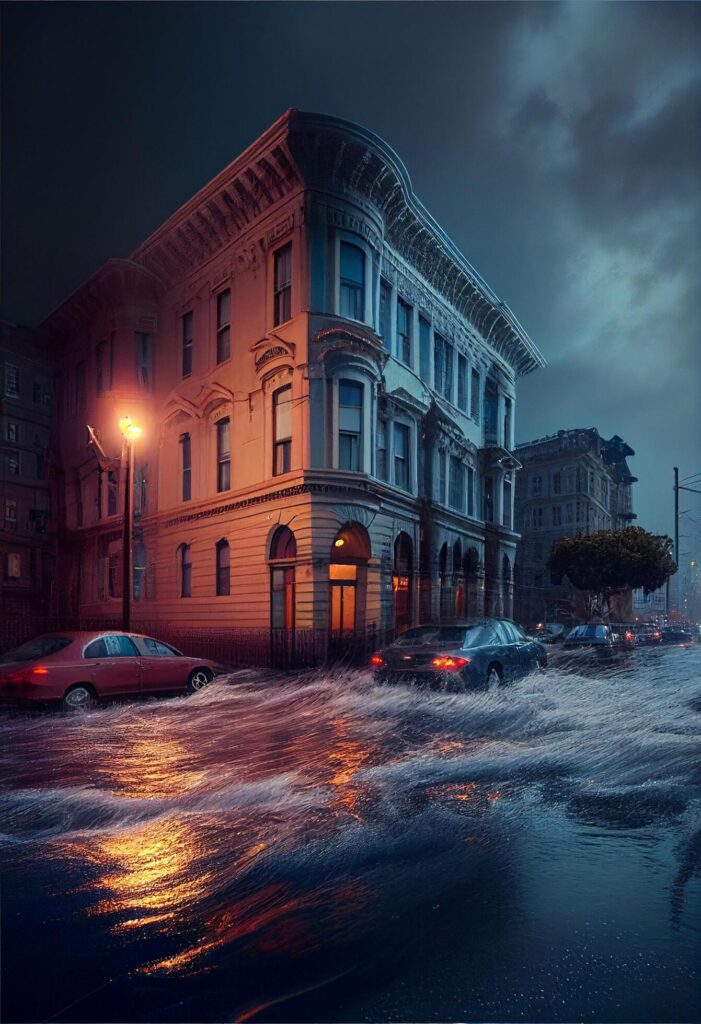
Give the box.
[119,417,141,631]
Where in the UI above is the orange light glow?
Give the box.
[369,654,384,666]
[431,656,470,670]
[119,416,142,441]
[31,666,49,675]
[333,538,345,548]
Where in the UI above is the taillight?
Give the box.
[653,631,661,638]
[625,632,633,641]
[370,654,384,667]
[431,656,470,670]
[31,666,50,675]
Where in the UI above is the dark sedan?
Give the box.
[371,619,547,690]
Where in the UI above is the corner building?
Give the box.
[43,111,545,646]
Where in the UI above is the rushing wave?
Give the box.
[1,648,699,1022]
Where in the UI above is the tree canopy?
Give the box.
[548,527,677,619]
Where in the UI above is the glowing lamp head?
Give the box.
[333,538,345,549]
[119,417,142,441]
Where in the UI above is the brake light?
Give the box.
[653,631,661,638]
[370,654,384,667]
[625,632,633,641]
[31,666,50,675]
[431,656,470,670]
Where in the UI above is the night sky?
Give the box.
[2,2,699,543]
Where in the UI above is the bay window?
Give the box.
[339,243,365,321]
[338,380,363,471]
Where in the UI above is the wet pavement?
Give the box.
[1,647,700,1022]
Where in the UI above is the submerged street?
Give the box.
[2,648,700,1024]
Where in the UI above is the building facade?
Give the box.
[513,428,637,625]
[42,110,545,645]
[0,322,56,635]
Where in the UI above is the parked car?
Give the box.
[0,632,220,710]
[563,624,618,649]
[532,622,567,644]
[658,626,694,645]
[635,628,664,647]
[370,619,547,690]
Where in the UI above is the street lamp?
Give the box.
[119,417,141,631]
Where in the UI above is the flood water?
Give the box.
[1,646,700,1023]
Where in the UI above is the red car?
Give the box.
[0,631,220,710]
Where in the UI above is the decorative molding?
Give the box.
[265,212,295,248]
[326,206,382,253]
[331,504,377,528]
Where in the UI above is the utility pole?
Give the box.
[674,466,679,568]
[122,434,134,632]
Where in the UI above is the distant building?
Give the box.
[40,110,545,649]
[0,322,56,631]
[513,428,636,625]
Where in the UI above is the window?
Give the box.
[108,552,120,597]
[75,362,86,411]
[182,311,193,377]
[379,279,391,346]
[552,471,561,495]
[531,475,542,496]
[467,466,475,517]
[470,368,480,422]
[449,456,466,512]
[394,423,410,491]
[85,635,138,658]
[216,289,231,363]
[533,507,544,529]
[533,540,543,561]
[7,422,18,442]
[96,340,107,394]
[503,476,513,529]
[107,470,118,516]
[179,544,192,597]
[216,418,231,492]
[273,244,292,326]
[396,298,411,365]
[33,380,41,403]
[180,433,191,502]
[339,242,364,321]
[457,355,468,412]
[273,386,292,475]
[216,539,230,596]
[565,502,574,523]
[376,420,387,481]
[419,316,431,384]
[136,334,152,389]
[6,455,20,476]
[483,379,498,442]
[5,499,17,522]
[5,365,19,397]
[483,476,494,522]
[141,638,179,657]
[552,505,562,527]
[338,380,363,471]
[504,399,512,449]
[434,334,453,401]
[7,553,21,579]
[576,501,584,523]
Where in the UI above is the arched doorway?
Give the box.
[329,522,371,639]
[269,526,296,631]
[393,532,413,631]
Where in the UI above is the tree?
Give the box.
[547,527,677,621]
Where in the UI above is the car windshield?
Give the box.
[0,636,73,663]
[568,625,607,639]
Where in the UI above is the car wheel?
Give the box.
[187,668,213,694]
[485,663,503,691]
[62,684,96,711]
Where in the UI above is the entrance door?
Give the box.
[329,564,357,636]
[271,566,295,630]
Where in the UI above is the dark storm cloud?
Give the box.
[1,1,698,535]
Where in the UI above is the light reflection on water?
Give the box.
[1,649,700,1022]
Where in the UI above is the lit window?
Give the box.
[216,418,231,492]
[216,539,230,596]
[339,243,365,321]
[273,386,292,476]
[216,290,231,364]
[180,433,191,502]
[396,298,411,366]
[7,422,18,442]
[338,380,363,471]
[273,244,292,326]
[179,544,192,598]
[7,552,21,579]
[182,311,193,377]
[394,423,410,491]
